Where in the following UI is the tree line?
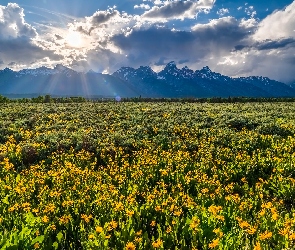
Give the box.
[1,94,295,103]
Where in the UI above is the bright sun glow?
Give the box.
[66,31,82,48]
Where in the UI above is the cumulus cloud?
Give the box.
[142,0,215,20]
[108,3,295,84]
[69,8,137,39]
[216,46,295,83]
[214,1,295,83]
[0,3,63,70]
[90,9,120,26]
[1,1,295,84]
[0,3,37,39]
[110,16,253,70]
[68,8,122,35]
[134,4,151,10]
[221,36,295,83]
[70,47,128,73]
[253,1,295,41]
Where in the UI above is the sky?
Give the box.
[0,0,295,83]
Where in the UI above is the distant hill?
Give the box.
[1,62,295,98]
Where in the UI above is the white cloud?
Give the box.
[1,1,295,84]
[109,16,254,74]
[213,1,295,83]
[240,17,258,29]
[253,1,295,41]
[143,0,165,6]
[217,8,229,16]
[0,3,37,39]
[142,0,216,20]
[134,4,151,10]
[0,3,64,70]
[245,5,256,18]
[215,46,295,83]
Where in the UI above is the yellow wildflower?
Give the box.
[59,215,71,225]
[88,234,95,240]
[81,214,92,223]
[213,228,223,238]
[279,228,289,236]
[150,220,156,227]
[166,226,172,233]
[259,231,272,240]
[253,242,261,250]
[271,213,279,221]
[259,209,266,217]
[173,210,182,216]
[155,206,161,212]
[108,220,118,230]
[208,238,219,248]
[289,232,295,240]
[42,215,49,223]
[152,239,163,248]
[126,210,135,217]
[190,217,200,231]
[208,205,222,216]
[216,215,225,221]
[239,220,250,229]
[8,206,15,212]
[125,242,136,250]
[96,226,103,233]
[246,226,257,235]
[135,237,142,243]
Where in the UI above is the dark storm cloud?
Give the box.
[73,9,120,35]
[113,28,195,52]
[155,57,168,66]
[90,10,119,25]
[234,38,295,52]
[55,34,63,40]
[234,45,247,51]
[178,59,190,64]
[191,17,251,45]
[256,38,295,50]
[112,17,252,67]
[285,57,295,65]
[0,38,62,64]
[143,1,194,19]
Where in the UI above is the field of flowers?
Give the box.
[1,102,295,249]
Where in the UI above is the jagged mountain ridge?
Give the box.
[1,62,295,98]
[113,61,295,98]
[0,64,139,98]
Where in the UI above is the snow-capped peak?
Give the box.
[202,66,212,72]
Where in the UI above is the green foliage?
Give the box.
[0,102,295,249]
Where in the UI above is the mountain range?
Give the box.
[1,62,295,98]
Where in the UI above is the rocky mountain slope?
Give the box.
[1,62,295,98]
